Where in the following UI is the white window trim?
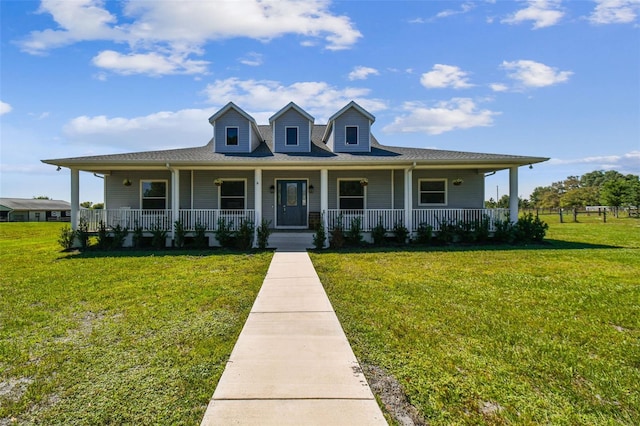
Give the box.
[217,178,247,210]
[345,125,359,145]
[285,126,299,146]
[337,178,367,210]
[418,178,448,206]
[225,126,239,146]
[140,179,169,210]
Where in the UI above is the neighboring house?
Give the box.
[0,198,71,222]
[42,101,548,246]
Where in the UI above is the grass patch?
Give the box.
[0,222,272,424]
[310,216,640,425]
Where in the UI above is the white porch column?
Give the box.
[254,168,262,247]
[509,166,519,223]
[70,168,80,230]
[170,167,180,240]
[404,167,413,233]
[320,169,328,246]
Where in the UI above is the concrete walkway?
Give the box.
[200,243,387,425]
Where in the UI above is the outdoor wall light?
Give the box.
[452,178,464,186]
[309,185,314,193]
[214,178,223,187]
[269,185,275,193]
[56,166,62,171]
[123,178,132,186]
[360,178,368,186]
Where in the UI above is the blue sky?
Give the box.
[1,0,638,204]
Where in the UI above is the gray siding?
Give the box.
[273,109,311,153]
[412,170,484,208]
[393,169,404,209]
[213,109,252,153]
[179,170,191,209]
[192,170,255,209]
[331,108,371,153]
[106,171,172,209]
[328,170,392,209]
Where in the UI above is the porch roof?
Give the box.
[42,124,548,172]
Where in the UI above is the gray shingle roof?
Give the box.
[0,198,71,210]
[42,124,548,170]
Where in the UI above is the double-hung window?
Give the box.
[338,179,365,209]
[226,127,239,146]
[419,179,447,205]
[345,126,358,145]
[141,180,167,209]
[220,180,246,209]
[285,127,298,146]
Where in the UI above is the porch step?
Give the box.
[268,231,315,251]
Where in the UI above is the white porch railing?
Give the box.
[79,209,254,232]
[325,208,509,232]
[179,209,255,231]
[326,209,405,231]
[412,208,509,232]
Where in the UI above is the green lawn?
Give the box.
[0,223,273,424]
[310,215,640,425]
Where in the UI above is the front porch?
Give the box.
[80,207,509,234]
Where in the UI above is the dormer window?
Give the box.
[286,127,298,146]
[346,126,358,145]
[226,127,239,146]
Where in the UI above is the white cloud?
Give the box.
[549,151,640,170]
[63,109,213,151]
[92,50,209,75]
[420,64,473,89]
[202,78,387,123]
[382,98,499,135]
[501,60,572,88]
[0,100,12,115]
[239,52,264,67]
[435,2,476,19]
[502,0,564,29]
[348,66,380,81]
[490,83,509,92]
[589,0,640,24]
[19,0,361,75]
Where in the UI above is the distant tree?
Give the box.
[33,195,50,199]
[92,203,104,209]
[485,197,497,208]
[80,201,93,208]
[623,175,640,208]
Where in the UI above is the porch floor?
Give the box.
[200,250,385,425]
[268,231,315,251]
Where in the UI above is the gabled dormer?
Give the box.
[323,101,375,153]
[268,102,315,153]
[209,102,262,154]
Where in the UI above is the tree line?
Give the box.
[486,170,640,210]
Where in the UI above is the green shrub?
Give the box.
[111,224,129,249]
[193,222,208,249]
[435,221,457,244]
[371,219,387,246]
[256,219,272,250]
[415,223,433,245]
[312,213,326,250]
[345,216,364,246]
[174,220,186,248]
[472,216,491,243]
[493,218,515,243]
[235,218,255,250]
[76,218,90,249]
[214,217,235,248]
[96,221,110,250]
[393,221,409,244]
[132,222,144,248]
[329,216,345,249]
[58,225,75,250]
[514,213,549,243]
[149,221,168,249]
